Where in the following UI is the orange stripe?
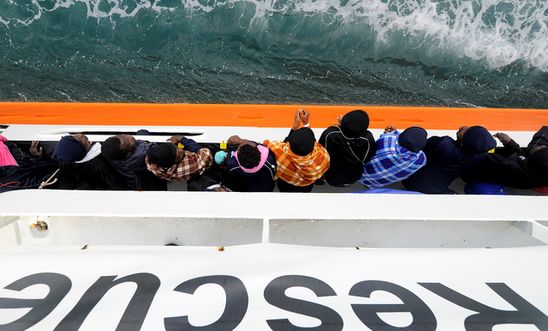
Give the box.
[0,102,546,131]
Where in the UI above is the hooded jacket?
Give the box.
[403,132,495,194]
[464,130,548,189]
[226,144,277,192]
[319,126,376,186]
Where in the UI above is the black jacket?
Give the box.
[463,139,548,189]
[403,136,483,194]
[319,126,376,186]
[54,154,129,190]
[226,146,277,192]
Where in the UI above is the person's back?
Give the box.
[360,126,427,189]
[225,139,277,192]
[101,134,161,190]
[264,109,330,192]
[403,126,496,194]
[145,136,213,182]
[319,110,376,187]
[464,129,548,189]
[402,136,464,193]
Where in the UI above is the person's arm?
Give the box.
[384,124,396,134]
[284,109,311,142]
[227,135,256,146]
[193,148,214,175]
[493,132,521,156]
[319,126,337,147]
[168,135,201,152]
[29,141,45,158]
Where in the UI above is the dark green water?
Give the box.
[1,0,547,108]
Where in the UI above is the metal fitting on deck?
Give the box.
[31,219,48,232]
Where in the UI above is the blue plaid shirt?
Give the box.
[360,131,427,189]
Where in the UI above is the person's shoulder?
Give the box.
[319,126,341,142]
[364,130,375,140]
[321,126,340,135]
[379,131,398,142]
[426,135,455,148]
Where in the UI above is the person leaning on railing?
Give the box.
[263,109,330,193]
[319,109,376,187]
[462,126,548,193]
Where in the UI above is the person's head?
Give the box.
[528,146,548,175]
[340,109,370,138]
[456,126,470,143]
[288,127,316,156]
[101,134,136,160]
[398,127,428,153]
[147,143,178,168]
[237,143,261,169]
[52,135,89,164]
[461,126,496,154]
[72,133,92,151]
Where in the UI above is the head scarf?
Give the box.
[288,128,316,156]
[52,136,87,164]
[398,127,428,153]
[340,110,370,138]
[235,145,269,173]
[462,126,496,154]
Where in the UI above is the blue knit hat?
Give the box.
[398,127,427,153]
[462,126,496,154]
[52,136,87,164]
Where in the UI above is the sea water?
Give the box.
[0,0,546,108]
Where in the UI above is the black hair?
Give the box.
[101,137,128,160]
[238,144,261,169]
[147,143,177,168]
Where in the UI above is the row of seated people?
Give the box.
[0,109,547,194]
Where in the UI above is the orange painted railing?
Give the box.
[1,102,546,131]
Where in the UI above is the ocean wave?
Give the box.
[0,0,546,71]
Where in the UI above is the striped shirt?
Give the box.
[146,148,213,181]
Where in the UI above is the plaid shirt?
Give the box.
[360,131,426,189]
[264,140,330,186]
[146,148,213,181]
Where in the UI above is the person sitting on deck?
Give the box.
[223,135,277,192]
[263,109,330,192]
[0,137,57,192]
[101,133,165,190]
[145,135,213,182]
[319,109,376,187]
[403,125,496,194]
[52,134,128,190]
[462,126,548,192]
[360,125,427,189]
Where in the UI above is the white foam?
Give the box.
[1,0,546,71]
